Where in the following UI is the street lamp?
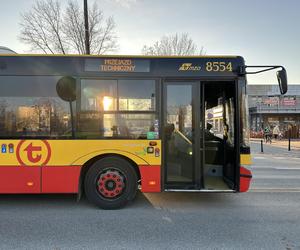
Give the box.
[84,0,90,54]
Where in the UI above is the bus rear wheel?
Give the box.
[84,157,138,209]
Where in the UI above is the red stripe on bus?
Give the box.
[0,166,82,194]
[0,166,41,193]
[138,165,161,192]
[42,166,82,193]
[240,166,252,192]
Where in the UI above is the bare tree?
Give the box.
[19,0,118,54]
[142,33,204,56]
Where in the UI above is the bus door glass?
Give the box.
[163,82,200,189]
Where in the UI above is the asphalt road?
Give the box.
[0,142,300,250]
[250,140,300,191]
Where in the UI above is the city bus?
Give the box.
[0,55,287,209]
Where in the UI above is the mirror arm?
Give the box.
[239,65,285,75]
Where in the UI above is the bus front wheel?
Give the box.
[84,156,138,209]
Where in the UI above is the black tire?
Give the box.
[84,156,138,209]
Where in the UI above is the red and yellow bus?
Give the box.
[0,55,287,209]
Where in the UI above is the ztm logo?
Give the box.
[178,63,201,71]
[16,140,51,166]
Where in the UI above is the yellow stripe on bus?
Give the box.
[0,140,161,167]
[240,154,252,165]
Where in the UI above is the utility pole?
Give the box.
[84,0,90,54]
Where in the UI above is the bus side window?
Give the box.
[0,76,72,139]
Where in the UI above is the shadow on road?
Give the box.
[0,192,154,210]
[0,191,240,210]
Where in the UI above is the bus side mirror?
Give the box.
[277,68,288,95]
[56,76,76,102]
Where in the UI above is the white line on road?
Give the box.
[275,168,300,170]
[252,156,300,161]
[254,176,300,179]
[250,188,300,192]
[162,216,173,223]
[250,167,300,170]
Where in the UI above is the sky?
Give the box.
[1,0,300,84]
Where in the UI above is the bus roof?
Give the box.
[0,47,17,54]
[0,53,240,58]
[0,54,245,78]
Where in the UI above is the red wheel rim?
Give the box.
[97,170,125,198]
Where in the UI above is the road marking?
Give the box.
[290,157,300,160]
[162,216,172,223]
[250,167,300,170]
[250,188,300,192]
[275,168,300,170]
[252,155,300,161]
[254,176,300,179]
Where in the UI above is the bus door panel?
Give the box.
[0,166,41,193]
[163,82,200,189]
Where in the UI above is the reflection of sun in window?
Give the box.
[103,96,113,111]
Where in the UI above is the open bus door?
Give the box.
[163,80,238,192]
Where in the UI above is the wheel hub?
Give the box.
[97,170,125,198]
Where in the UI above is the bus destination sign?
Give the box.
[85,58,150,73]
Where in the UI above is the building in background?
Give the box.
[248,84,300,138]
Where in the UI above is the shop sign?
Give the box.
[263,97,279,106]
[282,97,296,106]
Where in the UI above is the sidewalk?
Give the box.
[250,139,300,158]
[250,138,300,150]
